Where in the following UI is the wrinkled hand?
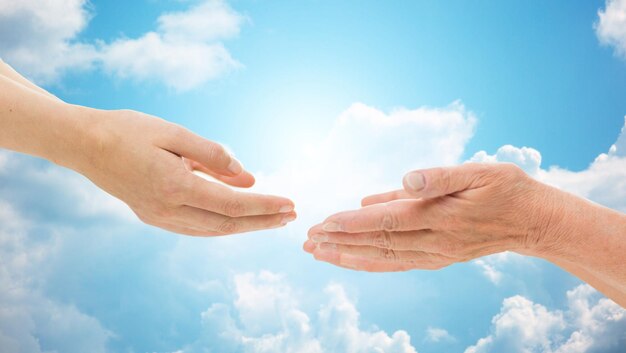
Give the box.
[304,163,563,272]
[73,108,296,236]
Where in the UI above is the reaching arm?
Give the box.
[0,62,296,236]
[305,163,626,307]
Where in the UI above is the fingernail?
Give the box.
[281,213,297,225]
[339,254,360,270]
[279,204,294,213]
[227,157,243,175]
[322,222,342,232]
[320,243,336,250]
[404,172,425,192]
[311,233,328,243]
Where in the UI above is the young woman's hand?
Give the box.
[1,65,295,236]
[71,108,296,236]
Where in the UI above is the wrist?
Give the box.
[515,183,582,259]
[44,103,108,174]
[516,183,624,262]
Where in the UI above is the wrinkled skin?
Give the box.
[304,163,561,271]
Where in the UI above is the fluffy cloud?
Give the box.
[254,101,477,226]
[175,271,418,353]
[469,145,542,176]
[0,152,173,352]
[538,117,626,213]
[596,0,626,60]
[0,0,96,82]
[473,258,504,285]
[0,0,243,90]
[99,0,243,91]
[425,327,456,343]
[0,201,113,353]
[465,285,626,353]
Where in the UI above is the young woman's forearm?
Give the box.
[0,74,95,169]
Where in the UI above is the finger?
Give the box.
[361,189,413,207]
[185,174,295,217]
[147,219,221,237]
[311,248,414,272]
[171,205,297,235]
[308,226,446,253]
[303,239,316,254]
[402,163,497,199]
[163,126,244,177]
[317,243,453,266]
[185,158,255,188]
[321,199,441,233]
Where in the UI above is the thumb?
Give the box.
[402,163,490,199]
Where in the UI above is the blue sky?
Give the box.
[58,0,626,171]
[1,1,626,353]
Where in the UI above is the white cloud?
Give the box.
[157,0,243,42]
[474,258,504,285]
[465,285,626,353]
[99,0,243,91]
[0,202,114,353]
[538,117,626,213]
[0,0,96,83]
[596,0,626,60]
[176,271,418,353]
[425,327,456,343]
[253,101,477,227]
[0,0,243,90]
[470,145,542,176]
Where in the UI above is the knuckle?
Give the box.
[378,247,398,261]
[165,124,189,145]
[217,219,239,234]
[438,168,452,192]
[424,167,452,194]
[171,124,187,140]
[381,205,399,231]
[372,231,393,249]
[221,199,247,217]
[472,163,493,177]
[497,163,524,178]
[206,142,226,164]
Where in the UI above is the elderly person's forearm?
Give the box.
[517,192,626,304]
[305,163,626,307]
